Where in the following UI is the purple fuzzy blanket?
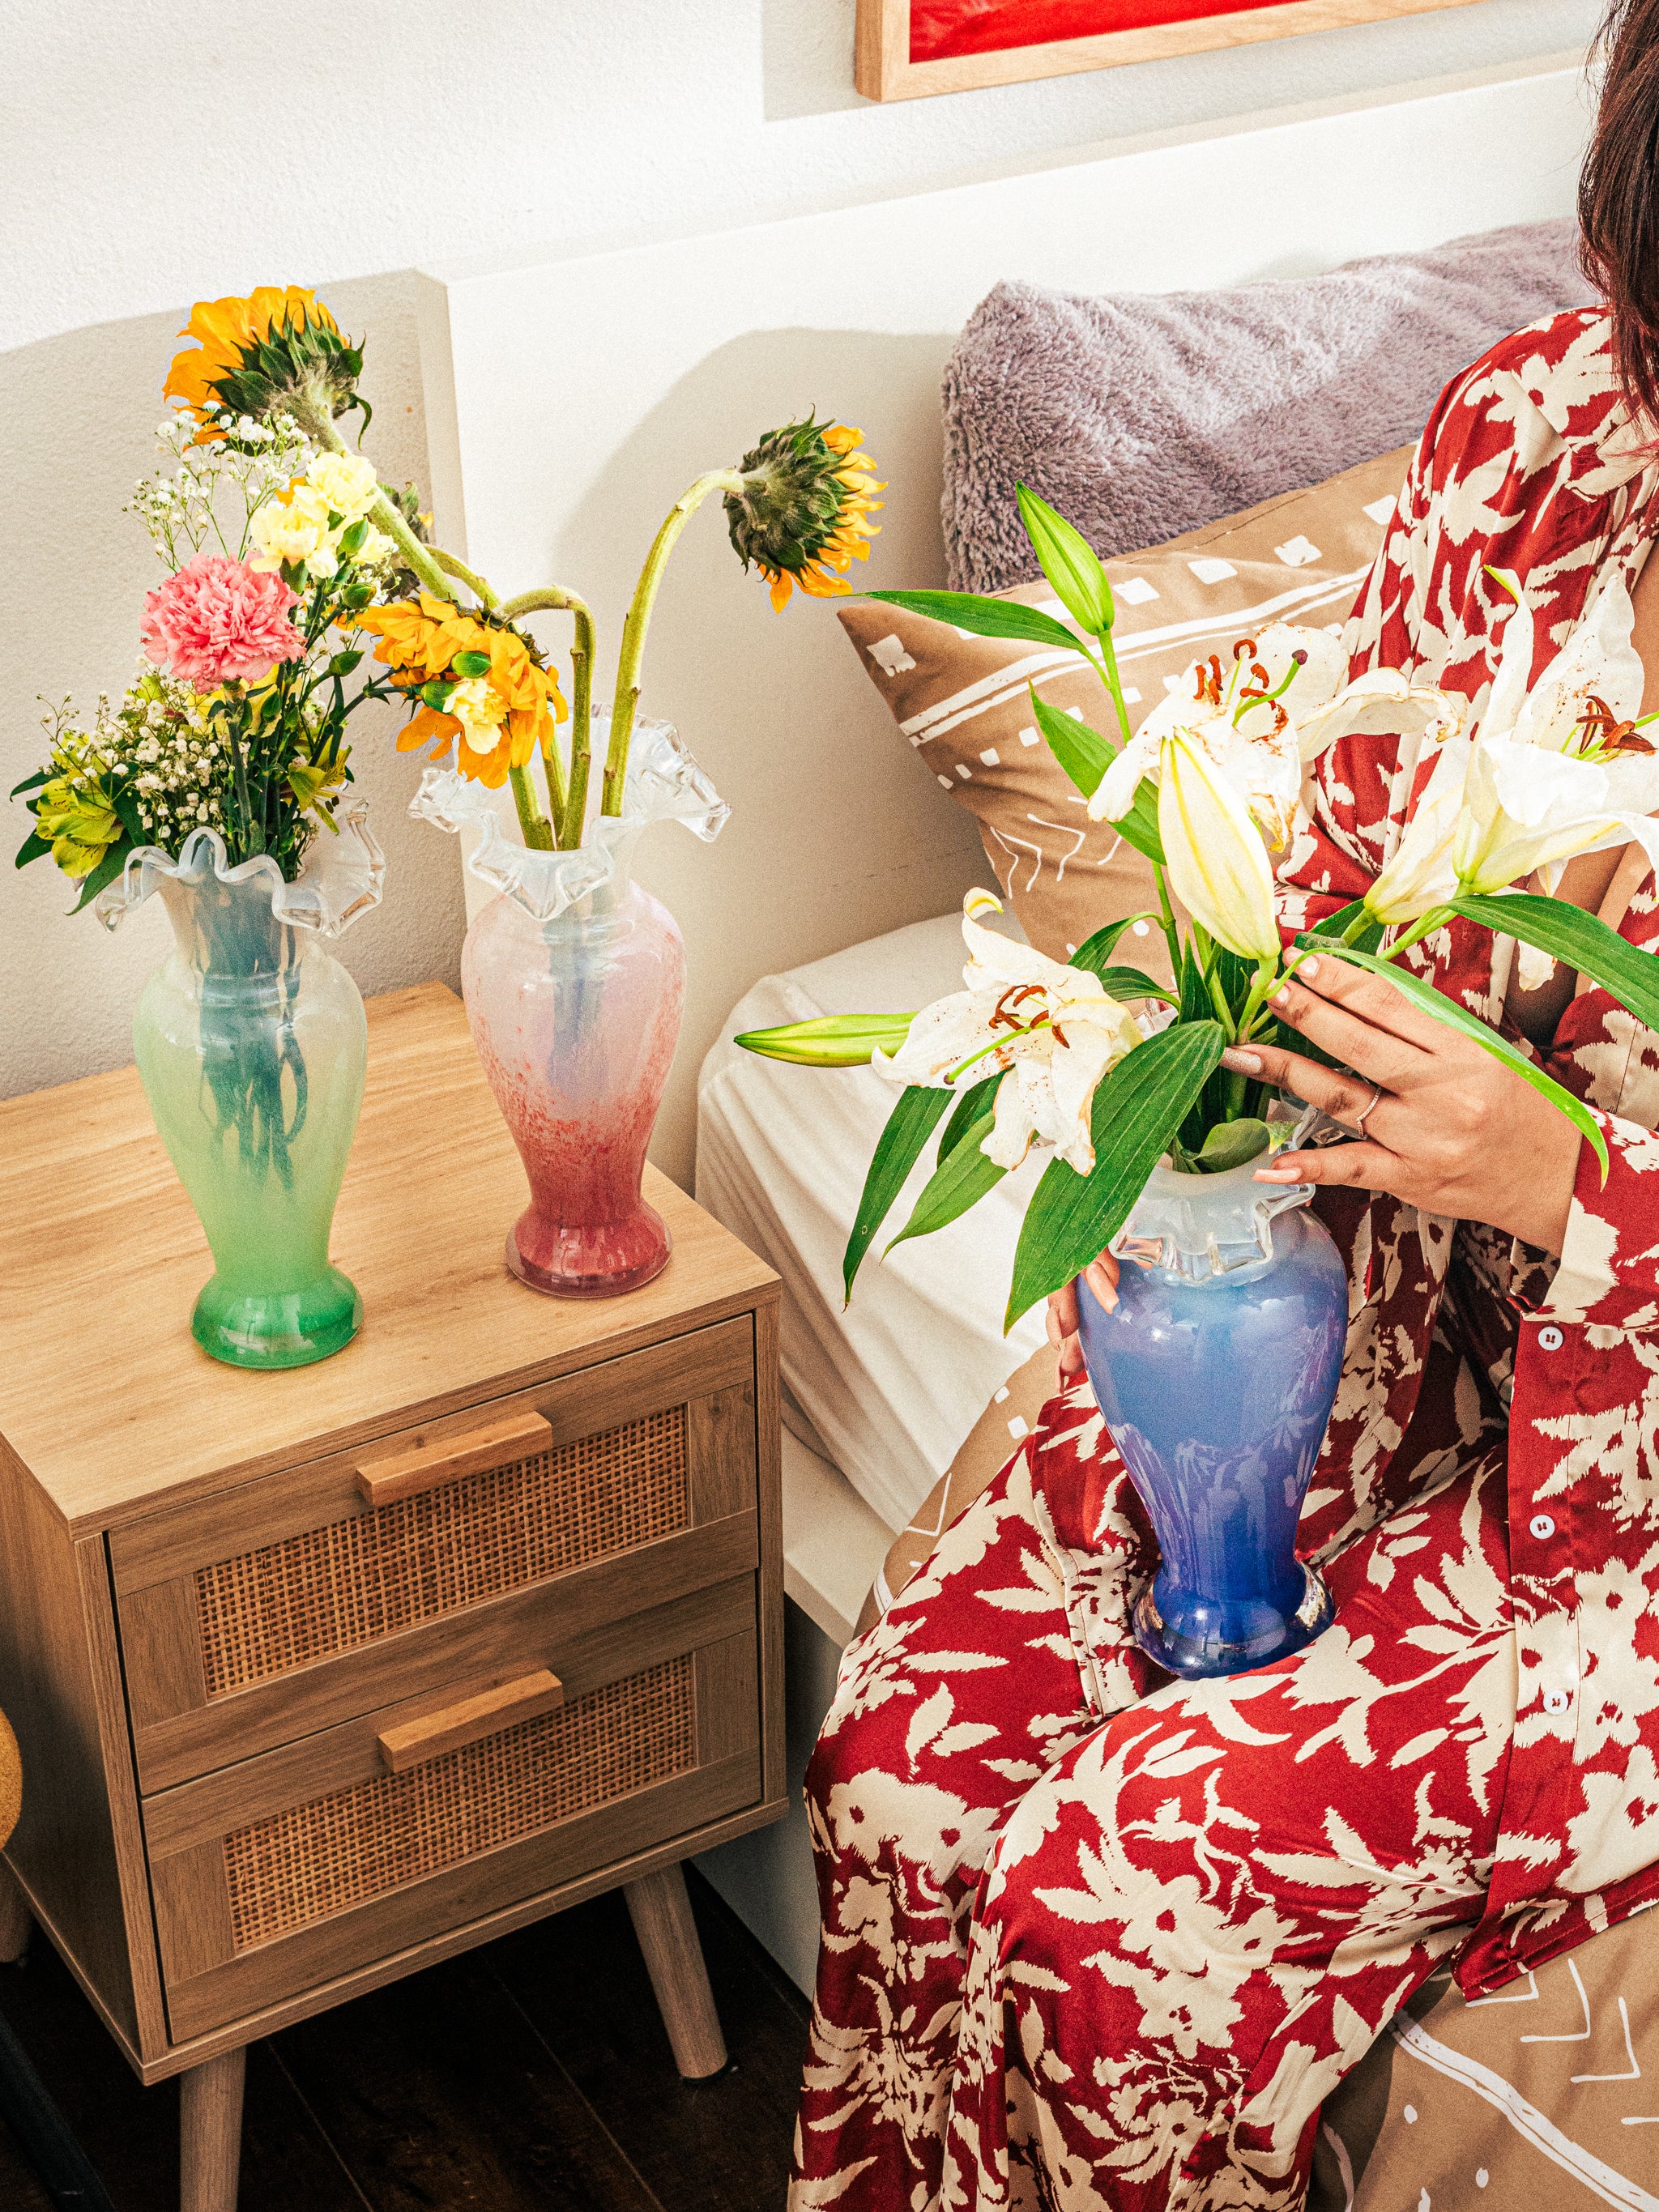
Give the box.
[942,218,1596,594]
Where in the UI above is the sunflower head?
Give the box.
[724,418,884,612]
[164,286,368,441]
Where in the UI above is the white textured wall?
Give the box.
[0,0,1604,1103]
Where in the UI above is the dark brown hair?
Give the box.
[1581,0,1659,422]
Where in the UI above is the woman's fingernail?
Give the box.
[1300,956,1320,978]
[1220,1047,1263,1073]
[1272,986,1292,1007]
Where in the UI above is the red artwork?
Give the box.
[911,0,1302,62]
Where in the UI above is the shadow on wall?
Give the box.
[515,323,986,1188]
[0,271,465,1104]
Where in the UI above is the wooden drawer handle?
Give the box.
[377,1669,565,1774]
[355,1408,553,1507]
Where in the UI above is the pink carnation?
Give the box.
[139,552,305,690]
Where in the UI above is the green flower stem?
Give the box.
[1203,959,1238,1042]
[1153,863,1183,982]
[1379,906,1454,961]
[603,468,746,819]
[429,545,499,610]
[1085,630,1134,751]
[507,764,557,850]
[501,587,596,848]
[288,398,559,853]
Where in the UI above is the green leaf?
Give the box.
[335,518,368,558]
[1028,686,1113,802]
[1305,939,1610,1178]
[13,828,50,868]
[938,1073,1003,1161]
[69,839,131,914]
[329,648,365,678]
[864,589,1084,654]
[1004,1021,1226,1327]
[112,787,146,847]
[842,1085,953,1300]
[1015,484,1113,637]
[1307,897,1383,951]
[1068,914,1160,974]
[734,1012,915,1067]
[10,768,50,799]
[885,1111,1006,1253]
[1092,965,1178,1004]
[1450,892,1659,1033]
[451,649,492,679]
[1196,1117,1271,1172]
[1111,776,1166,867]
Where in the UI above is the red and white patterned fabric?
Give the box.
[789,309,1659,2210]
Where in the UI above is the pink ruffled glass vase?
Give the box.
[413,711,728,1299]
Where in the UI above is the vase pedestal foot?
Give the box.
[505,1206,672,1301]
[190,1268,363,1370]
[1132,1563,1334,1681]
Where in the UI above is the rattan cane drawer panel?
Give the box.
[109,1317,755,1598]
[195,1404,689,1698]
[226,1656,694,1950]
[131,1510,760,1796]
[160,1746,762,2043]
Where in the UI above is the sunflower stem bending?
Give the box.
[429,546,499,612]
[603,470,747,819]
[498,586,596,846]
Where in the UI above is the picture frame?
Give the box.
[855,0,1485,102]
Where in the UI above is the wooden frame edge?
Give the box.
[855,0,1486,102]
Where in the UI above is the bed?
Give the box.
[412,53,1658,2203]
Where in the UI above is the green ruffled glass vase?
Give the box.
[98,810,385,1368]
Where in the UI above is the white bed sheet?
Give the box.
[696,912,1047,1535]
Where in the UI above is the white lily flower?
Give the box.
[871,889,1143,1174]
[1088,623,1458,852]
[1158,729,1282,964]
[1364,727,1473,925]
[1452,569,1659,898]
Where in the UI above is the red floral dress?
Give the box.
[788,308,1659,2212]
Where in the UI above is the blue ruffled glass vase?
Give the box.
[1076,1154,1347,1680]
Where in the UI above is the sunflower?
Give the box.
[723,418,884,612]
[352,595,566,790]
[164,286,368,439]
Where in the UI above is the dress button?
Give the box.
[1544,1689,1572,1715]
[1539,1325,1565,1352]
[1529,1514,1557,1541]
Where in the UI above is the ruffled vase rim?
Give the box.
[409,709,728,924]
[95,803,386,940]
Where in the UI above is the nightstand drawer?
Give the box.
[111,1319,757,1791]
[143,1588,761,2040]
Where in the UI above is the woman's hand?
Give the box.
[1044,948,1585,1371]
[1237,952,1581,1253]
[1046,1255,1120,1379]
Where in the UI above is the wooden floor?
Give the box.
[0,1872,809,2211]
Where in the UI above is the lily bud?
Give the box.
[1158,730,1281,962]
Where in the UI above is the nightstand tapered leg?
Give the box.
[0,1858,32,1963]
[624,1862,728,2078]
[181,2047,245,2212]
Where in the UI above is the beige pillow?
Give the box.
[838,448,1412,975]
[1314,1905,1659,2207]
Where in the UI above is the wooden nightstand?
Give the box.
[0,983,785,2210]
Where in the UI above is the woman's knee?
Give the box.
[806,1698,1008,1904]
